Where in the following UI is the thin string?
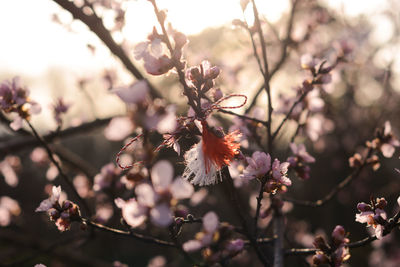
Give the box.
[116,134,144,170]
[116,94,247,170]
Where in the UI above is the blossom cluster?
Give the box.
[0,77,41,130]
[312,225,350,267]
[35,186,81,232]
[242,151,292,194]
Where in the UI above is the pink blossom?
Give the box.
[52,97,70,125]
[0,196,21,226]
[115,198,147,228]
[148,255,166,267]
[116,160,193,228]
[241,151,271,180]
[355,199,388,239]
[111,80,149,105]
[183,211,219,252]
[93,163,121,191]
[104,117,134,141]
[36,186,62,212]
[0,156,20,187]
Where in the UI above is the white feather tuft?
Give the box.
[182,141,222,186]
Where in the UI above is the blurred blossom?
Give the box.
[113,261,128,267]
[30,147,49,165]
[95,203,114,223]
[93,163,121,191]
[147,255,166,267]
[0,155,20,187]
[306,114,334,142]
[0,77,41,130]
[183,211,220,252]
[190,188,208,206]
[367,121,399,158]
[36,186,81,232]
[287,143,315,180]
[46,164,59,181]
[111,80,149,105]
[0,196,21,226]
[73,174,91,198]
[52,97,70,126]
[116,160,193,228]
[104,116,134,141]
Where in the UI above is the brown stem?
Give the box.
[82,218,176,247]
[245,0,298,113]
[26,120,92,216]
[221,167,271,266]
[284,148,374,207]
[0,117,111,156]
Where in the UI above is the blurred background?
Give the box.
[1,0,400,266]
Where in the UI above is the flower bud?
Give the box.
[313,236,329,251]
[357,202,372,212]
[62,200,72,210]
[312,252,329,265]
[376,198,387,209]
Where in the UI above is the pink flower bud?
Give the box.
[357,202,372,212]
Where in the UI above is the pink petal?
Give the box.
[150,203,173,227]
[183,240,203,252]
[135,183,157,207]
[122,199,147,228]
[104,116,134,141]
[203,211,219,233]
[111,80,149,105]
[151,160,173,192]
[381,143,395,158]
[170,178,194,199]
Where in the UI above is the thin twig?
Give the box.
[26,120,92,216]
[0,117,111,155]
[250,0,273,153]
[284,148,374,207]
[82,218,176,247]
[221,167,271,266]
[245,0,298,113]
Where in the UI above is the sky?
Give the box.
[0,0,393,130]
[0,0,388,76]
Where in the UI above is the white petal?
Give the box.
[35,199,53,212]
[183,240,203,252]
[381,143,395,158]
[151,160,173,192]
[111,80,149,105]
[103,117,134,141]
[203,211,219,233]
[122,199,147,228]
[135,183,157,207]
[170,177,194,199]
[150,203,173,227]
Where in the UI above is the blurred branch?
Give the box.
[250,0,273,153]
[0,229,111,267]
[221,167,271,266]
[51,0,161,98]
[0,117,111,156]
[246,0,299,113]
[283,147,373,207]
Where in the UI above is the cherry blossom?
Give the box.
[116,160,194,228]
